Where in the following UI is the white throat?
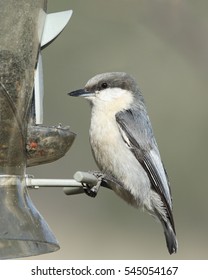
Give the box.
[87,87,133,115]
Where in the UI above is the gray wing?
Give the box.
[116,108,175,231]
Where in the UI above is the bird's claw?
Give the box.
[82,177,103,198]
[82,184,98,197]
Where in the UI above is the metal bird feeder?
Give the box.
[0,0,77,259]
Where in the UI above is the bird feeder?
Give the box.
[0,0,75,259]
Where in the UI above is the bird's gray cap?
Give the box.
[69,72,143,99]
[86,72,138,92]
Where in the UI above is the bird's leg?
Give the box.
[82,172,105,198]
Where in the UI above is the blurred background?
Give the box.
[28,0,208,259]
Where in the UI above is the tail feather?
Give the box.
[163,220,178,254]
[154,207,178,254]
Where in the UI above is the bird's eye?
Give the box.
[101,82,108,89]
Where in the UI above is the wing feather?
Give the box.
[116,108,175,232]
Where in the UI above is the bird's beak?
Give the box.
[68,89,93,97]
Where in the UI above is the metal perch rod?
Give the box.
[26,171,99,195]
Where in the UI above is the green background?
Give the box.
[28,0,208,259]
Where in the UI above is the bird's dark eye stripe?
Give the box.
[101,82,108,89]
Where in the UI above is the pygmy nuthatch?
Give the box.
[68,72,178,254]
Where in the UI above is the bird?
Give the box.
[68,72,178,254]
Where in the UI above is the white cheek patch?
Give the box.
[91,87,133,113]
[98,88,130,102]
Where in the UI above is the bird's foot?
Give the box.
[82,176,103,198]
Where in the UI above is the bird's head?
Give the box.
[68,72,143,112]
